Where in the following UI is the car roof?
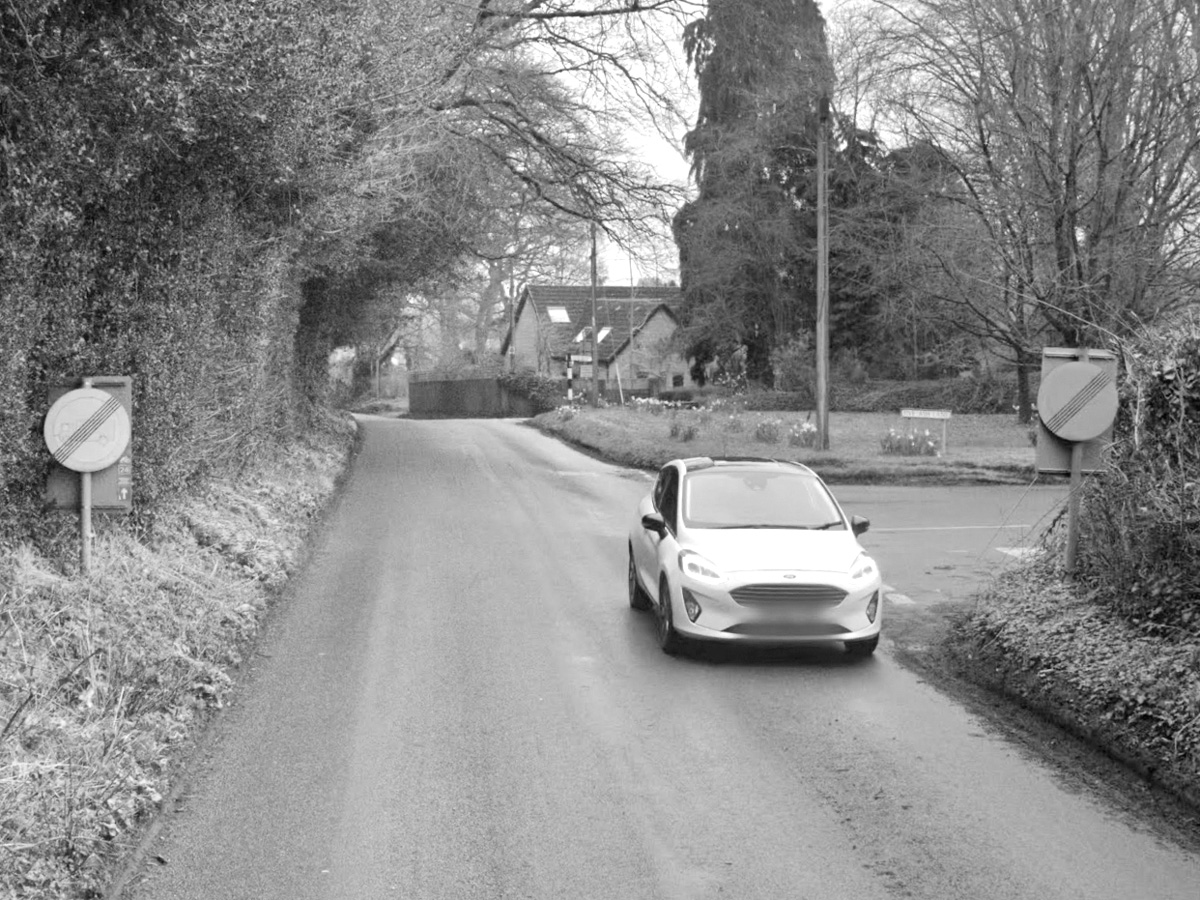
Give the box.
[675,456,819,478]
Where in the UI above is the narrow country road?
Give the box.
[123,417,1200,900]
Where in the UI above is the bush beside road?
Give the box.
[0,415,357,900]
[945,552,1200,810]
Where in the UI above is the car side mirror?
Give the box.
[850,515,870,536]
[641,512,667,535]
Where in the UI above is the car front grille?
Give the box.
[724,622,850,637]
[730,583,847,605]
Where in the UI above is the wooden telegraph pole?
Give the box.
[590,221,600,406]
[815,96,831,450]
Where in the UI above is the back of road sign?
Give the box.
[1035,349,1117,474]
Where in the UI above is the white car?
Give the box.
[628,457,882,656]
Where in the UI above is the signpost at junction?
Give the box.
[900,407,952,453]
[1035,348,1118,574]
[43,377,133,574]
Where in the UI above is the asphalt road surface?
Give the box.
[123,417,1200,900]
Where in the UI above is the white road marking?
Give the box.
[883,586,916,605]
[996,547,1042,559]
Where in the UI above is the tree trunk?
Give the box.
[1015,350,1034,424]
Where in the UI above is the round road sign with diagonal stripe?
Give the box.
[1037,361,1118,442]
[44,387,131,473]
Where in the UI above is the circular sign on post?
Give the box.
[1037,361,1118,442]
[44,387,131,473]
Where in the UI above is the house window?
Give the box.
[573,327,590,343]
[672,374,684,388]
[547,307,570,323]
[597,326,612,343]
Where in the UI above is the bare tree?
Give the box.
[320,1,703,366]
[850,0,1200,414]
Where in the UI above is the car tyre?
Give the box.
[628,547,651,611]
[656,576,684,656]
[845,635,879,658]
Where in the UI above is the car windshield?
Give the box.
[682,469,846,530]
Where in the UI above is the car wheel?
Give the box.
[845,635,879,658]
[656,576,683,656]
[628,547,651,610]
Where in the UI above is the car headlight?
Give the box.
[678,550,724,584]
[850,553,877,580]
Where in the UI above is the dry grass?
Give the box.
[536,405,1037,483]
[0,416,355,899]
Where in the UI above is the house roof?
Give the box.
[501,285,682,364]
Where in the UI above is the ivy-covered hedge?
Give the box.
[0,1,378,541]
[741,377,1021,414]
[499,371,567,414]
[1076,323,1200,633]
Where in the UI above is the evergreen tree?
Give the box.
[673,0,832,384]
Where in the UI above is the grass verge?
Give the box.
[941,551,1200,810]
[0,412,357,900]
[532,405,1037,483]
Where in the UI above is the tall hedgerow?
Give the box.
[0,1,372,539]
[1076,318,1200,634]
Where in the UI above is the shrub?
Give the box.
[833,349,870,386]
[788,421,819,448]
[724,414,745,433]
[1075,321,1200,633]
[669,419,698,442]
[769,334,814,392]
[657,385,731,406]
[657,387,696,403]
[744,390,814,412]
[742,376,1021,415]
[499,371,566,414]
[880,427,941,457]
[754,419,782,443]
[556,405,576,421]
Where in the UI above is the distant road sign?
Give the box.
[43,387,131,473]
[900,408,952,420]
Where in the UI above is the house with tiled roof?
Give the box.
[500,285,696,394]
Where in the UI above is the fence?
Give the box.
[407,376,537,418]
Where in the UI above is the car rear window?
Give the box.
[681,469,845,530]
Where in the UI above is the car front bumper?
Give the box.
[668,571,883,645]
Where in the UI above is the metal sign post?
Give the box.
[1035,348,1118,575]
[43,378,132,574]
[81,466,93,573]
